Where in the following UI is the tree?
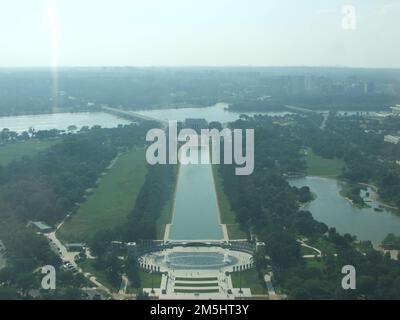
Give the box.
[265,231,302,269]
[0,287,18,300]
[90,230,114,256]
[16,273,38,297]
[67,125,78,132]
[126,255,141,288]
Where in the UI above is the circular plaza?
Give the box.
[138,245,254,273]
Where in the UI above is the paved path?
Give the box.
[298,239,322,258]
[264,273,276,297]
[118,275,129,295]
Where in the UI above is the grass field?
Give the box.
[127,271,162,294]
[212,165,247,239]
[308,237,338,255]
[305,149,345,178]
[58,148,148,243]
[301,245,319,256]
[0,139,59,166]
[155,165,178,240]
[80,259,118,292]
[137,271,162,289]
[231,269,266,295]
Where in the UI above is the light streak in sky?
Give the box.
[48,0,59,110]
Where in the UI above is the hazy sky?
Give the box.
[0,0,399,68]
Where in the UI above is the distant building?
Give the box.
[185,118,208,133]
[30,221,53,233]
[390,105,400,115]
[384,135,400,144]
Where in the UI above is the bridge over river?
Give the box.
[102,106,168,126]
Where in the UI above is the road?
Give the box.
[43,214,116,297]
[284,105,329,130]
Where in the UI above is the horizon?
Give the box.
[1,65,400,70]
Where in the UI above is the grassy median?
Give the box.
[58,148,147,243]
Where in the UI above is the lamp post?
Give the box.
[239,270,242,295]
[151,270,155,294]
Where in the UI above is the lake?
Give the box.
[168,146,224,241]
[136,102,292,123]
[289,176,400,243]
[0,112,132,133]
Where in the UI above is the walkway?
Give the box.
[298,239,322,258]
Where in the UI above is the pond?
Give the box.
[289,176,400,244]
[168,146,224,241]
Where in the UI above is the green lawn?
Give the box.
[80,259,118,292]
[137,271,162,289]
[308,237,338,255]
[0,139,59,166]
[301,245,319,256]
[305,149,345,178]
[58,148,148,243]
[231,270,266,295]
[127,271,162,294]
[212,166,247,239]
[155,165,178,240]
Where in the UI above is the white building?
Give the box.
[390,105,400,115]
[384,135,400,144]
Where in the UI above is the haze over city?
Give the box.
[0,0,399,68]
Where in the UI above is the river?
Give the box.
[135,102,291,123]
[0,112,132,133]
[0,103,291,133]
[289,176,400,243]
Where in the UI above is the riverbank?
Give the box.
[359,182,399,212]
